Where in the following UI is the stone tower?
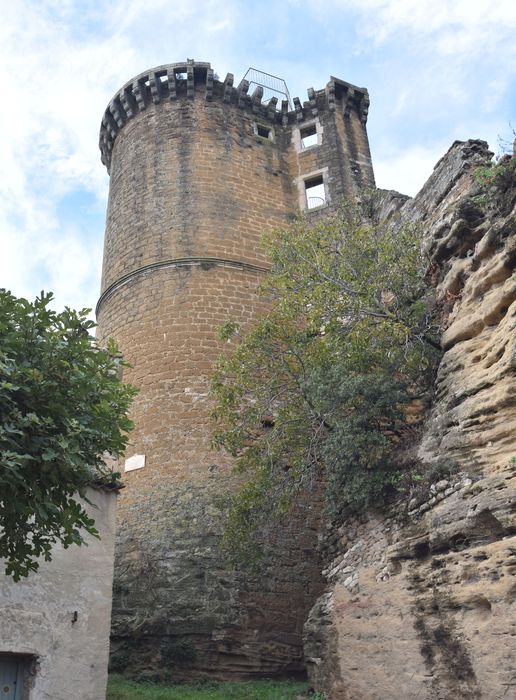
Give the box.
[97,60,374,679]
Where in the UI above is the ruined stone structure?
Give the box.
[304,141,516,699]
[96,60,375,678]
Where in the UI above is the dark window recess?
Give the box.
[256,124,271,139]
[305,176,326,209]
[300,124,318,148]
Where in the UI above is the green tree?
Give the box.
[0,290,136,580]
[211,200,440,564]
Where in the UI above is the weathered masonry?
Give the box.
[0,488,117,700]
[96,59,375,679]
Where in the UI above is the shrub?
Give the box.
[211,199,440,564]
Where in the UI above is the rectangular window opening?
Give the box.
[256,124,271,139]
[301,124,318,149]
[305,176,326,209]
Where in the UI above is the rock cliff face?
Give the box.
[304,141,516,699]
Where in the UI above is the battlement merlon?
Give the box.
[99,60,370,172]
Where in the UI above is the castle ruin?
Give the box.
[96,59,375,679]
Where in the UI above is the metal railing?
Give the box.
[307,196,326,209]
[240,67,292,110]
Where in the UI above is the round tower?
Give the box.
[97,60,374,679]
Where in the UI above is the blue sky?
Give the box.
[1,0,514,315]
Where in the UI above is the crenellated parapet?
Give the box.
[99,59,370,172]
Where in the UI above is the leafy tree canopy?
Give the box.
[211,199,440,565]
[0,290,136,580]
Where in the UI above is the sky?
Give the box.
[0,0,514,315]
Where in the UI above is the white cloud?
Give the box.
[309,0,515,94]
[0,0,513,314]
[0,0,238,312]
[374,145,448,197]
[327,0,516,48]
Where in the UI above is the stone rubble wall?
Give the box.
[304,141,516,699]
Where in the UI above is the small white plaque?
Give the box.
[124,454,146,472]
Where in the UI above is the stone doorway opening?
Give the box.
[0,654,35,700]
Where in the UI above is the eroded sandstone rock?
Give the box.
[305,142,516,699]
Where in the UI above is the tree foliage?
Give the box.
[0,290,136,580]
[211,199,440,563]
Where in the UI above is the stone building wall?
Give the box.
[304,141,516,699]
[96,59,374,678]
[0,488,117,700]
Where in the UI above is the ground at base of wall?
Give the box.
[107,675,309,699]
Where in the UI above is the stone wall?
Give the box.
[0,488,117,700]
[304,141,516,699]
[97,60,374,678]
